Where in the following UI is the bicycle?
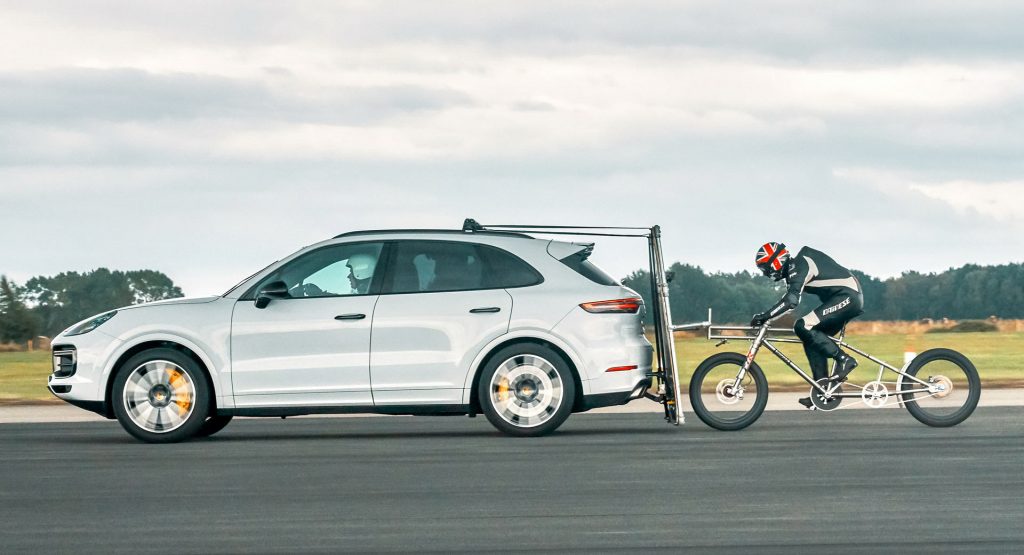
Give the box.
[680,317,982,431]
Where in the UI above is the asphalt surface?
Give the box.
[2,408,1022,553]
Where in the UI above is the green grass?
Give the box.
[672,331,1024,390]
[1,331,1022,402]
[0,351,55,402]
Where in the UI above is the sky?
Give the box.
[1,1,1022,296]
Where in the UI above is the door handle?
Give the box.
[334,313,366,320]
[469,307,502,314]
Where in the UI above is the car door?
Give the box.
[370,240,513,405]
[230,241,385,407]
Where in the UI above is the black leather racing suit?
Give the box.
[763,247,864,381]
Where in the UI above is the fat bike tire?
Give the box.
[689,352,769,431]
[901,348,981,427]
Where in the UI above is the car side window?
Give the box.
[259,242,384,298]
[387,241,485,293]
[384,241,542,294]
[478,245,543,288]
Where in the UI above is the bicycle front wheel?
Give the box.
[689,352,769,431]
[901,348,981,427]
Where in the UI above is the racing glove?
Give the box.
[750,312,770,327]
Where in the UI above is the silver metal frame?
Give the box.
[674,309,934,401]
[464,220,685,425]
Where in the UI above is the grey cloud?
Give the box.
[2,157,1017,296]
[2,1,1023,295]
[511,100,556,112]
[0,68,472,125]
[13,1,1024,62]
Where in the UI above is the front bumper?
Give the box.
[46,331,123,417]
[46,379,109,417]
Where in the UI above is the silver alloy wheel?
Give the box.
[122,360,196,434]
[489,354,564,428]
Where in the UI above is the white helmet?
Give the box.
[347,253,377,281]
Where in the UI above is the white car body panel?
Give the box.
[370,288,512,405]
[48,230,654,420]
[230,295,378,406]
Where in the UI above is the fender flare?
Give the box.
[101,333,231,407]
[460,329,589,405]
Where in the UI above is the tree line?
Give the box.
[622,262,1024,325]
[2,261,1021,343]
[0,269,183,343]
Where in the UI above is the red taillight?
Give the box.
[606,365,638,373]
[579,298,642,314]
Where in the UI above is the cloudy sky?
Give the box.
[1,1,1022,296]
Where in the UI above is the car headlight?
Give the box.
[65,311,118,336]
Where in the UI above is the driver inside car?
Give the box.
[345,252,377,295]
[751,242,865,409]
[284,250,379,298]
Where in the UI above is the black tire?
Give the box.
[196,415,233,438]
[689,352,769,431]
[477,343,576,437]
[112,348,211,443]
[901,348,980,427]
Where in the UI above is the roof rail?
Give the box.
[463,218,651,238]
[334,228,532,239]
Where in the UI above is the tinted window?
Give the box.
[254,242,384,298]
[479,245,543,288]
[560,251,619,286]
[385,241,542,294]
[387,241,485,293]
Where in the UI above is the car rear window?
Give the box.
[559,250,619,286]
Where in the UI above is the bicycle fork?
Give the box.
[732,325,770,395]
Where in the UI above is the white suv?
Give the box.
[48,228,653,442]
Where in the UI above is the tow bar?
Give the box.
[463,219,687,425]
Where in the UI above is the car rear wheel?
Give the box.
[478,343,576,437]
[112,348,210,443]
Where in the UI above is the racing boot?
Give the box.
[829,352,858,382]
[798,397,816,410]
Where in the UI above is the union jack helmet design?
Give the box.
[755,242,790,280]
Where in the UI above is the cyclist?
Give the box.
[750,243,864,409]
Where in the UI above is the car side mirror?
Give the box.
[255,280,289,309]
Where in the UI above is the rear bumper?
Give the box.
[577,377,651,412]
[550,306,654,397]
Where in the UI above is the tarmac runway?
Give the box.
[1,407,1022,553]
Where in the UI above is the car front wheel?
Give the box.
[112,348,210,443]
[478,343,576,437]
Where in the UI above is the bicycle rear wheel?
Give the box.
[900,348,981,427]
[689,352,769,431]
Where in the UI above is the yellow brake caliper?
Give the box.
[497,377,510,402]
[167,369,191,415]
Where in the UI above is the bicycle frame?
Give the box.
[675,310,935,399]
